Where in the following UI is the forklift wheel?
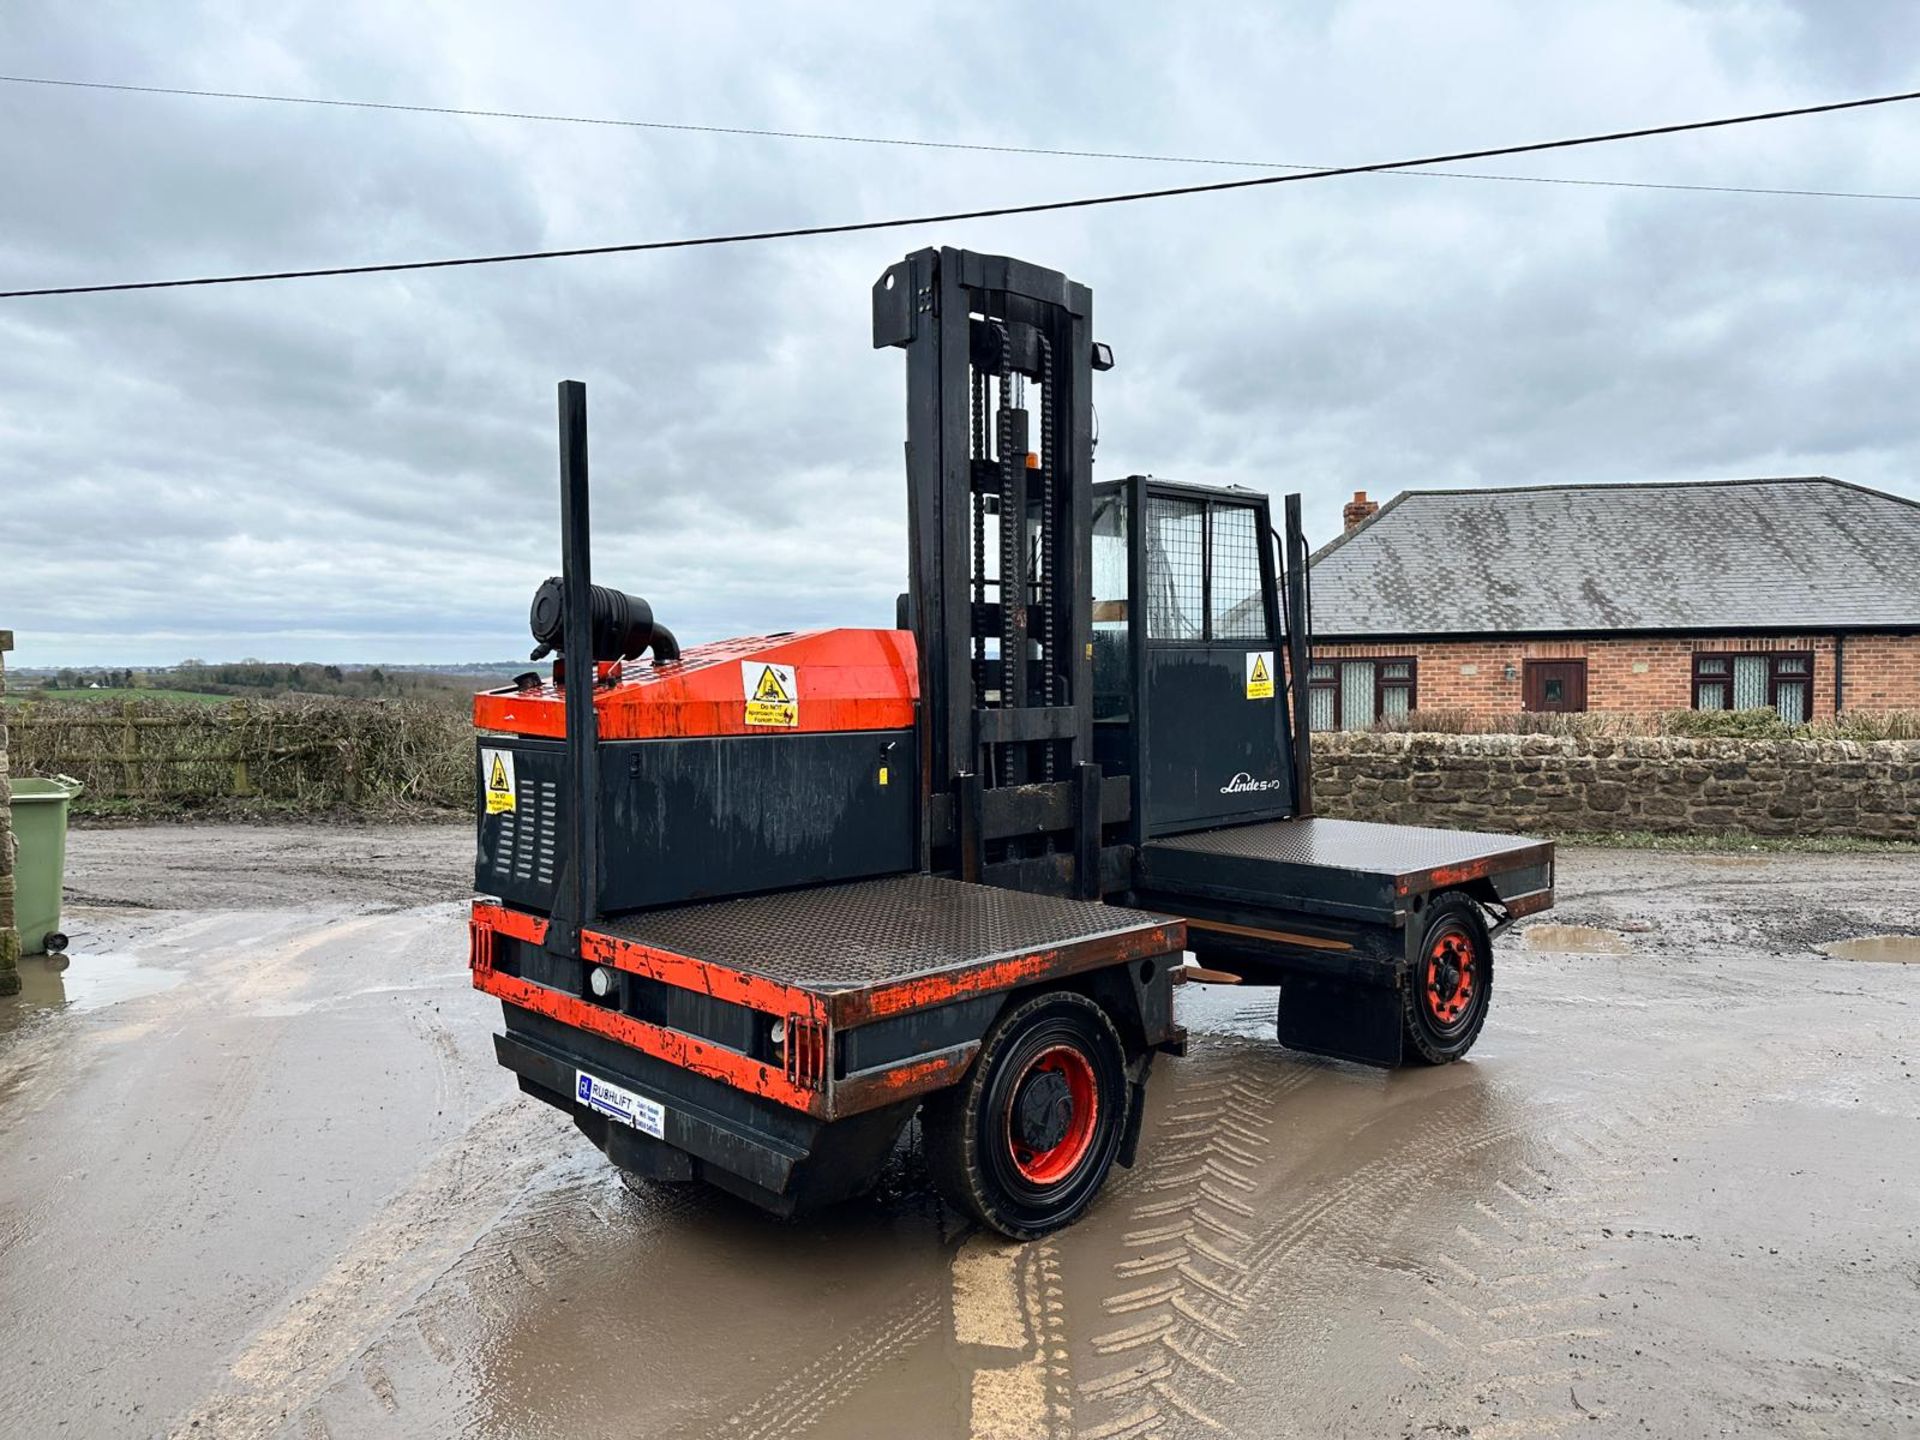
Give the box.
[1402,892,1492,1065]
[922,989,1129,1239]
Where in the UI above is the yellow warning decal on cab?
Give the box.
[1245,651,1275,700]
[743,661,799,727]
[482,747,517,813]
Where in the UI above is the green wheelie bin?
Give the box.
[10,775,82,955]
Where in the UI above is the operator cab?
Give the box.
[1092,476,1299,839]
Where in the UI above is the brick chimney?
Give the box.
[1342,490,1379,530]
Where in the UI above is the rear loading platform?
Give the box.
[472,874,1185,1219]
[1136,817,1554,1067]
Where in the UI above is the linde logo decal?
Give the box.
[1220,772,1284,794]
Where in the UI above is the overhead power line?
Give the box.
[3,87,1916,301]
[4,71,1917,206]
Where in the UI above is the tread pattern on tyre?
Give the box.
[925,989,1130,1240]
[1402,891,1495,1066]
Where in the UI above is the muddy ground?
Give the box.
[0,825,1914,1439]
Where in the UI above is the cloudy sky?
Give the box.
[2,1,1916,668]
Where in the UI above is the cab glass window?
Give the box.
[1144,496,1205,641]
[1091,493,1131,719]
[1208,504,1268,640]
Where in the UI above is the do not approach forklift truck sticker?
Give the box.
[1246,651,1276,700]
[482,747,516,813]
[743,661,799,727]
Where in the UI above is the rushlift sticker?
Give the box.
[575,1070,665,1139]
[482,747,516,813]
[743,661,799,727]
[1245,651,1276,700]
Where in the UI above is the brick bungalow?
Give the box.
[1306,477,1920,728]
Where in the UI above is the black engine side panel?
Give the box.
[475,729,915,913]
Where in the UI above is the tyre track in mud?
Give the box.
[291,1153,951,1440]
[311,1010,1869,1440]
[1067,1026,1859,1439]
[1380,1124,1644,1438]
[1069,1043,1310,1439]
[167,1098,570,1438]
[280,1158,710,1438]
[654,1034,1513,1440]
[267,948,1891,1440]
[1072,1077,1541,1438]
[1358,1036,1872,1440]
[634,1045,1304,1440]
[716,1291,950,1440]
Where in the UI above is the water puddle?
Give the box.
[1816,935,1920,964]
[2,949,186,1020]
[1523,924,1632,954]
[1179,983,1276,1041]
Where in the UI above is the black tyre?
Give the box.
[1401,893,1492,1065]
[43,932,69,954]
[922,990,1130,1239]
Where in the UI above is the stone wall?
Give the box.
[1311,729,1920,840]
[1,630,15,996]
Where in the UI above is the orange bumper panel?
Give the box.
[475,967,826,1115]
[581,928,828,1024]
[840,921,1185,1027]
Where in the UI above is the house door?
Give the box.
[1524,660,1587,713]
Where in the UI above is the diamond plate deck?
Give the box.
[590,873,1176,991]
[1148,817,1540,876]
[1140,817,1553,923]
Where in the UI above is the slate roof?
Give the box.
[1308,477,1920,638]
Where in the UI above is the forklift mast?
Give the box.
[873,248,1112,896]
[874,247,1318,895]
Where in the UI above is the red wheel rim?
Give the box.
[1004,1044,1099,1185]
[1423,924,1477,1028]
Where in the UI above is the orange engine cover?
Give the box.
[472,627,919,740]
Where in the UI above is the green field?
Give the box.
[4,687,233,705]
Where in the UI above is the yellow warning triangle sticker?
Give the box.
[1249,655,1270,684]
[487,754,510,792]
[752,665,793,703]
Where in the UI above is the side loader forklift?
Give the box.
[468,248,1555,1238]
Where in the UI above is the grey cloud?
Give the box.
[1,1,1915,668]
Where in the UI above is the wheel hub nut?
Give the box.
[1013,1069,1074,1152]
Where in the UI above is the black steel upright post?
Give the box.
[1284,493,1314,817]
[875,248,1102,894]
[1124,472,1150,848]
[555,379,601,949]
